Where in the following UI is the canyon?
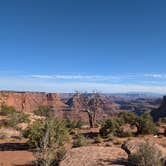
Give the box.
[0,90,164,122]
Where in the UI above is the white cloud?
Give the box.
[31,74,122,81]
[31,75,55,79]
[0,73,166,93]
[144,74,166,78]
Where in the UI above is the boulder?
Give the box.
[121,140,166,163]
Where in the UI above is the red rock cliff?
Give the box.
[0,91,66,112]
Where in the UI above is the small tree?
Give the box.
[118,112,137,125]
[118,112,157,136]
[34,106,54,118]
[134,113,157,135]
[27,118,70,166]
[100,118,122,137]
[77,92,104,128]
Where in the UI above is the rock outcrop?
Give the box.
[60,146,127,166]
[0,91,66,112]
[122,140,166,160]
[151,96,166,121]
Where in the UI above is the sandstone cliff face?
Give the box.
[151,96,166,121]
[0,91,66,112]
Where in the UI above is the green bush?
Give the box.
[100,113,156,138]
[118,112,137,125]
[28,118,70,166]
[135,113,157,135]
[27,118,70,148]
[27,120,45,148]
[34,147,66,166]
[6,112,30,127]
[128,141,163,166]
[34,106,54,118]
[65,119,84,130]
[99,118,121,137]
[0,105,16,115]
[119,131,133,138]
[34,157,56,166]
[73,135,88,148]
[119,112,157,136]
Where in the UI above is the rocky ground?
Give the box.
[60,146,127,166]
[0,128,165,166]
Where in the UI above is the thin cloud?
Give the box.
[0,73,166,93]
[31,73,166,83]
[31,75,54,79]
[31,74,122,81]
[144,74,166,78]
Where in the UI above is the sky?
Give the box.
[0,0,166,93]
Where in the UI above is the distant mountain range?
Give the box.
[0,90,165,122]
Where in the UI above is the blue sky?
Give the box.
[0,0,166,93]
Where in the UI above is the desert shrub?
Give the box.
[118,112,137,125]
[94,135,103,143]
[34,157,56,166]
[119,112,157,135]
[34,147,67,166]
[0,104,16,115]
[65,119,84,130]
[34,106,54,118]
[28,118,70,166]
[6,112,30,127]
[54,148,67,164]
[27,120,45,148]
[119,131,133,138]
[100,113,156,138]
[100,118,121,137]
[73,135,88,148]
[27,118,70,148]
[135,113,157,135]
[128,141,163,166]
[159,117,166,123]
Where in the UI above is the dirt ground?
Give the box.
[0,126,165,166]
[0,151,34,166]
[0,138,34,166]
[0,136,165,166]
